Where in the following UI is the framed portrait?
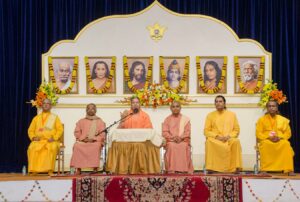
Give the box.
[234,56,265,94]
[123,56,153,94]
[196,56,227,94]
[48,56,78,94]
[159,56,189,94]
[85,56,116,94]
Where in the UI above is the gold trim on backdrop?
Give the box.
[53,103,260,108]
[48,56,78,94]
[42,1,271,82]
[85,56,116,94]
[160,56,189,94]
[123,56,153,93]
[196,56,227,94]
[234,56,265,94]
[147,23,167,42]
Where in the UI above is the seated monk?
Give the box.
[118,97,152,129]
[162,101,194,173]
[256,100,295,175]
[70,103,106,175]
[27,98,63,175]
[204,95,242,173]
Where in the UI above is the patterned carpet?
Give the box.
[73,175,242,202]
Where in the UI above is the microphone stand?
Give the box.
[96,112,134,174]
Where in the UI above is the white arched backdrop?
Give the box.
[42,1,271,171]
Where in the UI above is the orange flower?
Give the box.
[269,90,287,105]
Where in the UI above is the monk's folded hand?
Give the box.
[87,138,96,143]
[268,136,280,142]
[215,135,225,142]
[32,137,40,141]
[48,138,54,142]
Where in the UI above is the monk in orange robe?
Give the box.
[162,101,194,173]
[118,97,152,129]
[70,103,106,175]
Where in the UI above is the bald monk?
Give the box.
[162,101,194,173]
[27,98,63,175]
[70,103,106,175]
[118,97,152,129]
[204,95,242,173]
[256,100,295,175]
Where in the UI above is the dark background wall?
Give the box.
[0,0,299,172]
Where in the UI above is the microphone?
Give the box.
[133,108,139,114]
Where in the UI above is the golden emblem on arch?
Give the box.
[147,23,167,42]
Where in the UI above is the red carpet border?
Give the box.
[72,175,242,202]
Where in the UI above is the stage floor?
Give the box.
[0,173,299,201]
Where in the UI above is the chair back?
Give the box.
[59,124,65,147]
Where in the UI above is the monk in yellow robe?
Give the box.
[162,101,194,173]
[27,99,63,175]
[256,100,294,175]
[204,95,242,173]
[118,97,152,129]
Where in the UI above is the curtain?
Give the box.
[0,0,299,172]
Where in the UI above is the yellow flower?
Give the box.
[259,80,287,108]
[118,83,195,108]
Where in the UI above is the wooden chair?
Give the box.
[254,138,260,173]
[57,125,65,175]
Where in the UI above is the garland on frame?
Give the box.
[196,56,227,94]
[123,56,153,93]
[234,56,264,94]
[160,56,189,93]
[48,56,78,94]
[85,57,116,94]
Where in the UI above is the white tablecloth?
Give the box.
[108,129,164,147]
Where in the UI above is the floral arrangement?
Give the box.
[259,80,287,108]
[30,81,59,108]
[118,83,195,108]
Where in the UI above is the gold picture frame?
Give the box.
[234,56,265,94]
[123,56,153,94]
[196,56,227,94]
[159,56,189,94]
[85,56,116,94]
[48,56,78,94]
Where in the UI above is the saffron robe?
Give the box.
[162,114,194,173]
[27,112,63,173]
[119,109,153,129]
[243,80,258,91]
[70,118,106,168]
[256,114,294,172]
[204,110,242,172]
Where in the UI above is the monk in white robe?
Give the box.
[28,99,63,175]
[204,95,242,173]
[70,103,106,175]
[256,100,295,175]
[162,101,194,173]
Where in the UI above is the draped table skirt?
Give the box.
[106,141,161,174]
